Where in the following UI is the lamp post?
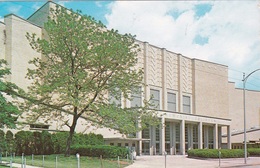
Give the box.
[242,68,260,164]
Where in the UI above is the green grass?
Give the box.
[1,154,131,168]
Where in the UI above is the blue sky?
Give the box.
[0,1,260,90]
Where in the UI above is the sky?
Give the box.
[0,0,260,90]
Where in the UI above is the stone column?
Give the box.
[198,122,203,149]
[180,120,185,155]
[137,120,142,155]
[227,125,231,149]
[160,117,165,154]
[178,54,183,112]
[204,126,208,148]
[218,126,222,149]
[214,124,218,149]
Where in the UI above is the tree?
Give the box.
[0,59,21,129]
[25,5,159,156]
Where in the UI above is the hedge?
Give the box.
[187,149,245,158]
[70,145,129,158]
[0,131,104,156]
[248,148,260,156]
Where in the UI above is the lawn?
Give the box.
[1,154,131,168]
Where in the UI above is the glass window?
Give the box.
[167,92,176,112]
[109,89,121,107]
[131,87,142,107]
[183,96,191,113]
[150,89,160,109]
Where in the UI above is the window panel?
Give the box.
[183,96,191,113]
[109,89,121,107]
[167,92,176,111]
[150,89,160,110]
[131,87,142,107]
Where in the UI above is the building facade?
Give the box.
[0,2,259,155]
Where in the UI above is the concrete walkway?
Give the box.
[1,161,42,168]
[126,155,260,168]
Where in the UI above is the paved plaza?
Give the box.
[126,155,260,168]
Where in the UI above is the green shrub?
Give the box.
[248,148,260,156]
[71,145,129,158]
[15,131,34,155]
[187,149,244,158]
[51,132,69,154]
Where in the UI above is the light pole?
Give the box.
[242,68,260,164]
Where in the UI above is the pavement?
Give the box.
[126,155,260,168]
[0,161,42,168]
[1,156,259,168]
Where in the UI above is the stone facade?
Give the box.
[0,1,259,155]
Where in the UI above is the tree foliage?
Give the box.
[0,59,21,129]
[25,5,159,156]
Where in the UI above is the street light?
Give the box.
[242,68,260,164]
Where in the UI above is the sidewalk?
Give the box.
[1,161,42,168]
[126,155,260,168]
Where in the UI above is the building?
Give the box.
[0,2,259,155]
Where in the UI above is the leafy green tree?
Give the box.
[0,130,6,153]
[5,130,15,153]
[15,131,33,155]
[0,60,21,129]
[25,5,159,156]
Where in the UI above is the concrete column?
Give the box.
[178,54,183,112]
[213,124,218,149]
[189,125,193,149]
[204,126,208,148]
[198,122,203,149]
[180,120,185,155]
[170,123,174,155]
[160,117,165,154]
[227,125,231,149]
[218,126,222,149]
[137,120,142,155]
[150,126,156,155]
[162,48,167,111]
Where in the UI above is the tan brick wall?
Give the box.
[229,82,260,142]
[0,22,5,60]
[192,59,229,118]
[4,15,42,91]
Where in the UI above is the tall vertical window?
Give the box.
[109,89,121,107]
[183,96,191,113]
[167,92,176,112]
[150,89,160,110]
[131,87,142,107]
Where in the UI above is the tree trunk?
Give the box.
[65,115,78,157]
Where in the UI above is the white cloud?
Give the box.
[32,3,41,11]
[105,1,260,89]
[58,1,68,7]
[7,5,22,14]
[95,1,102,8]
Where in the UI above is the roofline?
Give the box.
[135,40,228,68]
[27,1,59,20]
[4,14,42,28]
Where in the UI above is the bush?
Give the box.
[187,149,244,158]
[248,148,260,156]
[52,132,69,154]
[71,145,129,158]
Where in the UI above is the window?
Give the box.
[118,143,121,147]
[131,87,142,107]
[109,89,121,107]
[125,143,129,147]
[167,92,176,112]
[110,143,114,146]
[150,89,160,109]
[183,96,191,113]
[30,124,49,130]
